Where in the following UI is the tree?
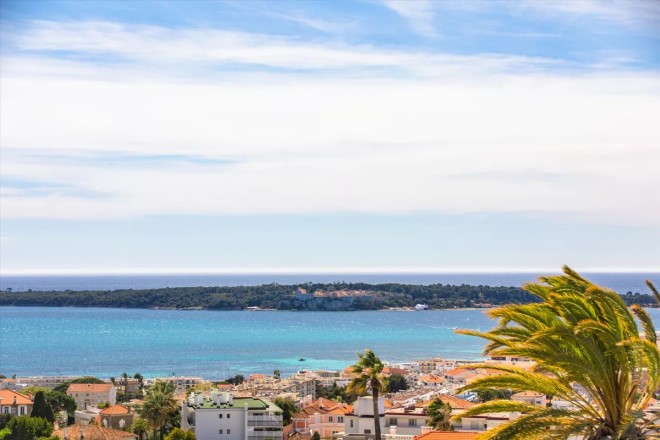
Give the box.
[163,428,195,440]
[141,381,177,440]
[273,398,297,425]
[311,432,321,440]
[426,397,453,431]
[134,373,145,390]
[476,389,512,403]
[30,392,54,424]
[130,418,149,440]
[387,375,408,393]
[273,370,281,380]
[44,391,76,416]
[224,375,244,385]
[122,373,130,397]
[347,350,388,440]
[5,416,52,440]
[453,266,660,439]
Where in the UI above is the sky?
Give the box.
[1,0,659,274]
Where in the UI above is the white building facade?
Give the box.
[181,392,283,440]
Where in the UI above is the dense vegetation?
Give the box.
[0,282,655,310]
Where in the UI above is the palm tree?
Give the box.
[122,372,130,398]
[427,397,453,431]
[453,266,660,439]
[347,349,389,440]
[130,418,149,440]
[141,381,177,440]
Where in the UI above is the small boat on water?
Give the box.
[299,357,305,361]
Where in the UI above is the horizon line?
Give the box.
[1,266,659,276]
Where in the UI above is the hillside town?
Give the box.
[2,352,660,440]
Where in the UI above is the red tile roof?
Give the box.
[0,390,33,405]
[53,424,136,440]
[100,404,131,415]
[68,383,113,393]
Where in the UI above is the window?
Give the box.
[364,429,371,434]
[219,414,223,419]
[338,417,343,423]
[2,407,8,414]
[227,414,230,419]
[408,419,417,427]
[218,430,223,434]
[350,420,353,428]
[19,407,25,415]
[227,430,230,435]
[328,416,333,422]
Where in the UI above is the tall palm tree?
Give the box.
[347,349,389,440]
[141,381,177,440]
[122,372,130,398]
[453,266,660,439]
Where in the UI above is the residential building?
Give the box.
[181,391,283,440]
[0,390,33,416]
[153,376,204,391]
[100,404,135,430]
[383,405,428,436]
[511,391,546,407]
[291,398,352,438]
[343,397,385,440]
[413,432,477,440]
[15,376,80,390]
[67,383,117,410]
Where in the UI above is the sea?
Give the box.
[0,272,658,378]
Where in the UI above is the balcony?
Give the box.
[247,418,282,427]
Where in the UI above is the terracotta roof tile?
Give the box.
[68,384,113,393]
[0,390,33,405]
[100,405,131,415]
[53,424,136,440]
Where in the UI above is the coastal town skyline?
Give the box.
[2,0,659,272]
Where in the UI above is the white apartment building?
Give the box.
[16,376,80,390]
[181,391,283,440]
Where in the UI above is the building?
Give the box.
[181,391,283,440]
[383,404,428,436]
[100,404,135,430]
[413,432,477,440]
[0,390,33,416]
[343,397,385,440]
[153,376,204,391]
[511,391,546,407]
[67,383,117,410]
[15,376,80,390]
[291,398,352,438]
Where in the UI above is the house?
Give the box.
[67,383,117,410]
[452,412,520,432]
[418,375,445,389]
[181,391,283,440]
[15,376,80,390]
[100,404,135,430]
[343,397,385,440]
[53,423,137,440]
[291,398,352,438]
[0,390,33,416]
[511,391,546,407]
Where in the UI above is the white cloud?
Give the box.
[381,0,438,36]
[1,20,659,226]
[1,72,659,225]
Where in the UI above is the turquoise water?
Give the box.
[1,307,659,379]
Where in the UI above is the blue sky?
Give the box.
[1,0,659,273]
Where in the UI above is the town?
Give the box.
[2,350,659,440]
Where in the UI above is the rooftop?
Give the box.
[0,390,33,405]
[189,397,273,410]
[68,383,113,393]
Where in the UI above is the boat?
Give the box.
[299,357,305,361]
